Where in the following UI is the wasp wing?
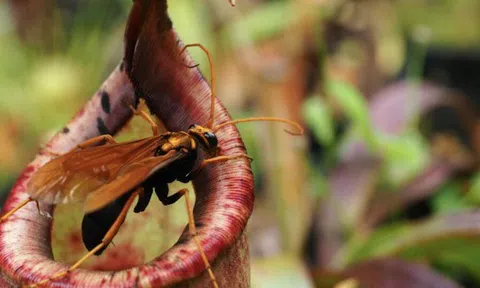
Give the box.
[27,137,162,204]
[84,150,185,213]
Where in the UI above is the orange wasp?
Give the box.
[0,44,303,288]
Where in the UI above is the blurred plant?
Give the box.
[305,80,478,287]
[0,0,128,194]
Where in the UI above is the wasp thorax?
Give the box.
[187,124,218,155]
[154,142,173,156]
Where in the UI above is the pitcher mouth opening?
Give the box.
[0,59,253,288]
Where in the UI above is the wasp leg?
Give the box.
[127,104,160,136]
[134,187,152,213]
[29,190,140,288]
[180,188,219,288]
[41,135,116,157]
[182,154,253,181]
[40,149,62,157]
[77,135,116,149]
[156,182,184,206]
[202,154,253,166]
[0,198,34,223]
[60,134,117,155]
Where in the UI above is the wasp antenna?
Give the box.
[181,44,216,129]
[213,117,304,136]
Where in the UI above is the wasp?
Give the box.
[0,44,303,288]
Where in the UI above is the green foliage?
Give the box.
[251,255,314,288]
[308,164,329,199]
[326,79,379,152]
[302,96,335,147]
[222,2,295,49]
[231,111,263,189]
[397,0,480,47]
[379,131,429,188]
[432,182,474,214]
[465,173,480,204]
[169,0,214,77]
[343,212,480,283]
[0,1,128,188]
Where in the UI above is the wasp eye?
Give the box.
[189,124,197,129]
[204,132,218,147]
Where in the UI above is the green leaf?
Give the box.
[326,79,379,152]
[308,165,329,199]
[465,173,480,205]
[379,131,430,188]
[251,255,314,288]
[342,212,480,283]
[232,112,263,187]
[302,96,335,146]
[432,182,473,214]
[169,0,215,78]
[222,2,294,48]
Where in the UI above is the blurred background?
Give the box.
[0,0,479,287]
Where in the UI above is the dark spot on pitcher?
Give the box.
[101,91,111,114]
[96,117,110,135]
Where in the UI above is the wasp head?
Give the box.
[188,124,218,156]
